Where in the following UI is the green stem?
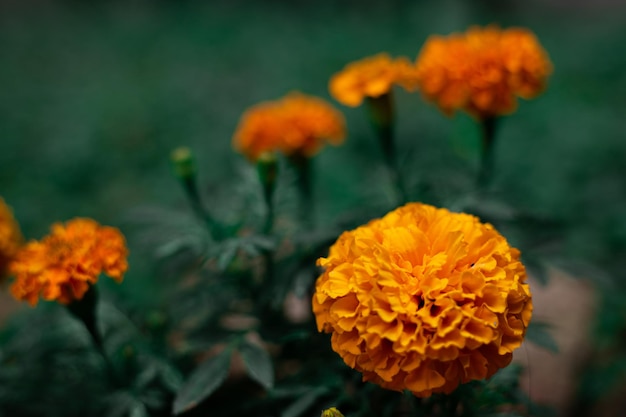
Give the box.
[254,153,278,310]
[182,176,219,236]
[171,147,220,238]
[366,93,407,204]
[66,286,121,387]
[477,116,498,189]
[256,151,278,235]
[261,184,275,290]
[263,196,274,236]
[368,94,394,167]
[289,153,313,229]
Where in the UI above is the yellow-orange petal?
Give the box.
[312,202,532,397]
[9,218,128,305]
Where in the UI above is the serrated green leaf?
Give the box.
[172,348,233,415]
[155,237,198,258]
[526,321,559,353]
[159,361,184,392]
[249,235,276,250]
[134,363,159,390]
[105,392,147,417]
[217,242,239,270]
[129,402,149,417]
[281,388,326,417]
[240,241,261,257]
[239,340,274,390]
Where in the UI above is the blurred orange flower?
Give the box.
[233,92,345,161]
[414,25,552,118]
[0,198,22,281]
[329,53,417,107]
[10,218,128,305]
[312,203,532,397]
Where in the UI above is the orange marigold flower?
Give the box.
[329,53,417,107]
[312,203,532,397]
[9,218,128,306]
[414,25,552,118]
[233,92,346,161]
[0,197,23,281]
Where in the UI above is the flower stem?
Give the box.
[366,93,407,204]
[181,176,221,237]
[171,147,221,239]
[66,286,120,387]
[257,153,278,236]
[256,153,278,290]
[477,116,498,189]
[289,153,313,229]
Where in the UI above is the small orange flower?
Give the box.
[10,218,128,305]
[278,93,346,156]
[329,53,417,107]
[233,92,346,161]
[0,197,23,281]
[414,25,552,118]
[312,203,532,397]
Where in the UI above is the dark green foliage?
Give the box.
[2,1,626,416]
[173,346,233,415]
[239,340,275,390]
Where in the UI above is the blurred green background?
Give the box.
[1,0,625,415]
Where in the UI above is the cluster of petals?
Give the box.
[10,218,128,305]
[312,203,532,397]
[233,92,346,161]
[329,53,418,107]
[0,197,23,280]
[412,25,552,118]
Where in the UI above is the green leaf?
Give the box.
[526,321,559,353]
[281,387,327,417]
[105,392,148,417]
[129,402,149,417]
[172,348,233,415]
[155,236,200,258]
[239,340,274,390]
[217,242,239,270]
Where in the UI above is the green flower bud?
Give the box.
[171,147,196,180]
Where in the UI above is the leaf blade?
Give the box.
[239,340,274,390]
[172,348,233,415]
[281,388,325,417]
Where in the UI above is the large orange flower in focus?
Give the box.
[414,26,552,118]
[233,92,345,161]
[10,218,128,305]
[0,198,22,280]
[312,203,532,397]
[329,53,417,107]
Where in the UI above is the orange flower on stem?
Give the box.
[233,93,345,228]
[312,203,532,397]
[233,92,345,161]
[414,25,552,119]
[329,53,416,203]
[10,218,128,306]
[329,53,416,107]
